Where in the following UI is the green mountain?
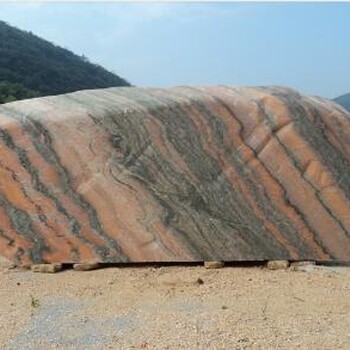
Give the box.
[0,20,131,104]
[333,93,350,112]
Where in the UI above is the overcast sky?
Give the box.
[0,2,349,98]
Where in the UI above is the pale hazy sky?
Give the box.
[0,2,349,98]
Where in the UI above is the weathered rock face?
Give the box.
[0,86,350,264]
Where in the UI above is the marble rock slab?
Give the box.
[0,86,350,265]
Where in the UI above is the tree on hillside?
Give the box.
[0,20,131,104]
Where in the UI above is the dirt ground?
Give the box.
[0,258,349,350]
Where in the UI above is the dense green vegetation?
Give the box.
[334,93,350,112]
[0,20,131,104]
[0,81,39,104]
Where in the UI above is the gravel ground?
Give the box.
[0,258,349,350]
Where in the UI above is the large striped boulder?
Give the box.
[0,86,349,264]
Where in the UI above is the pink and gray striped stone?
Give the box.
[0,86,349,264]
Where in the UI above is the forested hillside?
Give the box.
[334,93,350,112]
[0,20,131,104]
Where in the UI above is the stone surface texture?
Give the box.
[31,263,63,273]
[266,260,290,270]
[0,86,350,265]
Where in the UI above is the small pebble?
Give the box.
[266,260,289,270]
[31,263,63,273]
[196,277,204,285]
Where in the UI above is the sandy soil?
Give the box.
[0,258,349,350]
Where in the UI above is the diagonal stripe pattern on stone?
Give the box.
[0,86,349,264]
